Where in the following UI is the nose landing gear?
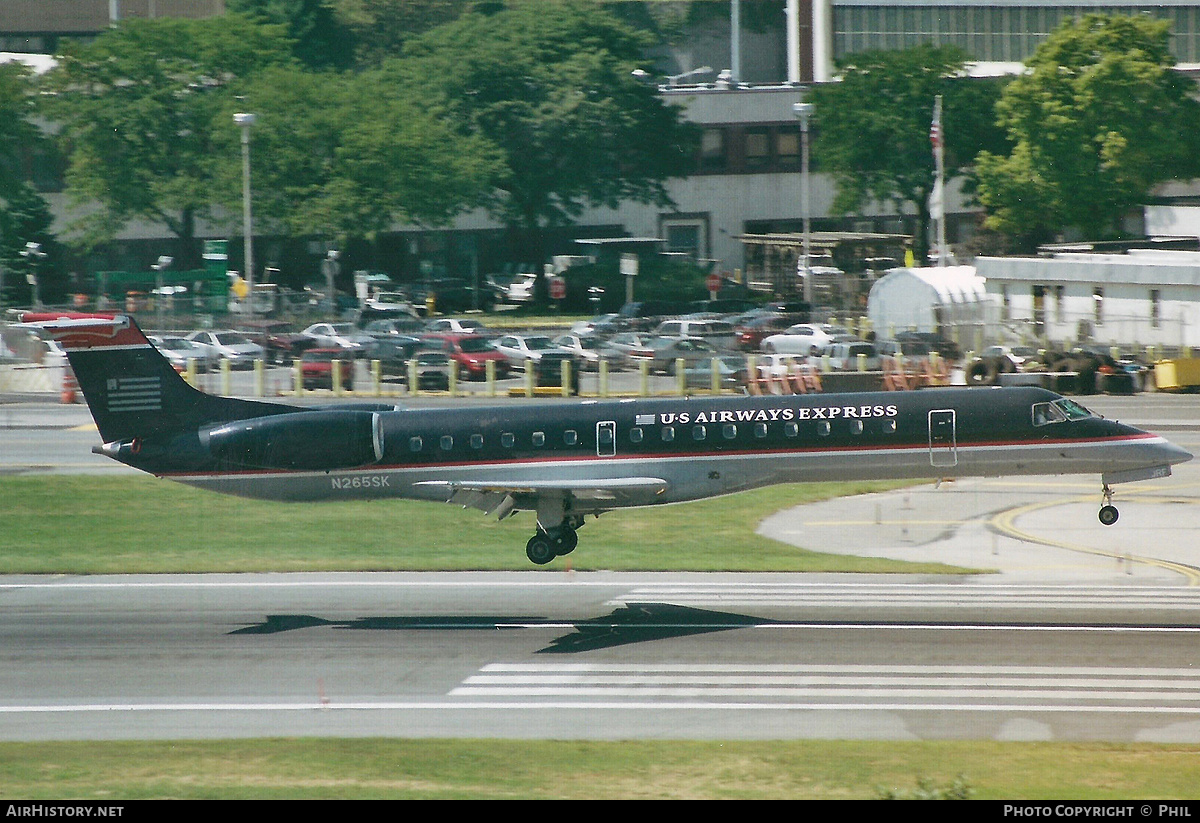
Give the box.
[1098,483,1119,526]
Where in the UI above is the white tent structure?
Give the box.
[867,266,990,338]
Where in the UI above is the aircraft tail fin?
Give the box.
[15,312,293,444]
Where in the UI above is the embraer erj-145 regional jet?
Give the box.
[22,311,1193,565]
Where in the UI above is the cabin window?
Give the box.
[882,419,897,433]
[661,426,675,442]
[470,434,484,449]
[754,422,768,438]
[723,424,737,440]
[440,435,453,450]
[850,420,863,435]
[629,427,643,443]
[564,430,578,446]
[532,432,545,447]
[784,422,798,438]
[409,436,423,452]
[692,425,707,441]
[817,421,830,436]
[501,432,515,448]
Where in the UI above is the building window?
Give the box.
[699,127,726,172]
[1151,289,1161,328]
[1093,287,1104,325]
[744,128,771,170]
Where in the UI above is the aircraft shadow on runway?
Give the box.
[228,603,769,653]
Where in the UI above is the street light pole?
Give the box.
[793,100,814,305]
[20,242,45,309]
[234,112,256,315]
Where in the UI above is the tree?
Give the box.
[0,61,61,307]
[42,15,296,266]
[975,14,1200,248]
[213,65,500,245]
[394,0,699,294]
[810,44,1008,265]
[224,0,357,70]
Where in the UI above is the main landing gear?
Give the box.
[1098,483,1119,526]
[526,524,578,565]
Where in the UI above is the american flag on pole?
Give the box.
[930,95,943,151]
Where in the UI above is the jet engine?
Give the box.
[200,410,384,471]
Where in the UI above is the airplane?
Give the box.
[19,311,1193,565]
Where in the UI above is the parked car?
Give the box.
[148,335,216,372]
[569,313,625,337]
[820,341,883,371]
[300,322,375,353]
[407,350,451,390]
[424,317,491,336]
[300,348,354,391]
[421,333,512,381]
[615,300,689,331]
[492,334,563,369]
[733,313,798,351]
[532,350,581,393]
[552,334,604,370]
[684,355,750,391]
[185,330,265,369]
[362,317,427,338]
[503,272,539,304]
[893,330,962,361]
[626,336,720,374]
[597,332,656,369]
[761,323,853,355]
[365,334,423,376]
[652,318,737,350]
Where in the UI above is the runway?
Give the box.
[1,393,1199,742]
[4,573,1200,742]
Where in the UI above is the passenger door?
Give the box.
[928,409,957,468]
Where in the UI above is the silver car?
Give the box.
[185,330,264,369]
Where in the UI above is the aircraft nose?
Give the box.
[1159,439,1194,466]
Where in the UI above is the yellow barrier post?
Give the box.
[293,358,303,396]
[675,357,686,395]
[561,359,572,398]
[639,360,649,396]
[220,358,231,395]
[485,359,495,397]
[371,359,381,396]
[185,358,196,387]
[253,359,265,396]
[598,358,609,397]
[407,359,418,396]
[524,360,534,397]
[332,359,343,396]
[447,361,457,396]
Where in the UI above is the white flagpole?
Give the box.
[931,95,947,267]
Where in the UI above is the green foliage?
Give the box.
[396,0,699,233]
[225,0,358,70]
[811,44,1007,264]
[555,256,713,311]
[210,66,501,242]
[42,15,297,258]
[876,774,975,800]
[975,14,1200,247]
[0,61,39,191]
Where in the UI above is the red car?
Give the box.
[734,313,800,351]
[420,333,511,381]
[300,348,354,391]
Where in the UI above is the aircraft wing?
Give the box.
[415,477,669,518]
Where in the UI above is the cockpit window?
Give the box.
[1054,399,1094,420]
[1031,402,1067,427]
[1032,399,1094,426]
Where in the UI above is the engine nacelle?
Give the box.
[200,410,384,471]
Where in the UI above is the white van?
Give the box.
[652,319,737,350]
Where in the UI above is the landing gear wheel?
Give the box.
[525,533,556,565]
[1098,483,1119,526]
[552,527,578,556]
